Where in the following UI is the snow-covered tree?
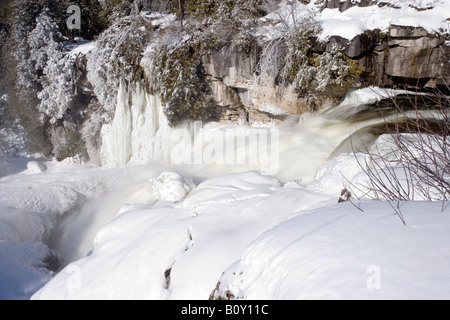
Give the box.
[38,53,78,124]
[2,1,54,155]
[26,12,79,124]
[314,43,361,91]
[148,34,215,127]
[87,15,150,115]
[27,11,62,72]
[257,6,321,91]
[258,1,362,96]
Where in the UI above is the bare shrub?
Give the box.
[348,87,450,222]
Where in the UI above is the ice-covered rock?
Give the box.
[148,172,195,204]
[0,207,54,244]
[26,161,47,174]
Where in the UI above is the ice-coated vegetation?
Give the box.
[0,0,373,159]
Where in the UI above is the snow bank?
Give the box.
[258,1,450,42]
[348,133,450,201]
[26,161,47,174]
[212,200,450,300]
[32,206,194,300]
[309,152,368,196]
[0,241,54,300]
[31,166,450,300]
[0,206,56,300]
[0,207,54,244]
[0,157,146,299]
[181,171,281,213]
[318,1,450,40]
[32,171,334,300]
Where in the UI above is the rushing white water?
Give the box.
[55,84,414,266]
[99,83,394,184]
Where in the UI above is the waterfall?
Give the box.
[98,83,400,184]
[100,81,173,168]
[55,84,416,267]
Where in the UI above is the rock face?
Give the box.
[323,25,450,89]
[202,47,305,124]
[201,23,449,124]
[385,25,449,88]
[70,6,449,131]
[325,0,376,12]
[202,47,338,125]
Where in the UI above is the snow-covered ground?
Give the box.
[0,156,144,299]
[318,0,450,41]
[212,200,450,300]
[1,87,449,300]
[24,153,450,300]
[259,0,450,42]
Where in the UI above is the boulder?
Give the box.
[202,48,318,123]
[386,25,448,85]
[325,29,381,58]
[27,161,47,174]
[386,46,441,79]
[325,0,377,12]
[389,25,430,38]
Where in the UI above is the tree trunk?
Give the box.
[178,0,183,28]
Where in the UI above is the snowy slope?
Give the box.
[31,170,335,300]
[259,0,450,41]
[212,200,450,300]
[319,1,450,40]
[0,156,143,299]
[30,155,450,300]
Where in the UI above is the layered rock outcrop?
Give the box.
[324,24,449,89]
[202,46,338,125]
[386,25,449,88]
[202,48,307,125]
[202,22,449,124]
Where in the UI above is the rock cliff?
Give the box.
[202,24,449,124]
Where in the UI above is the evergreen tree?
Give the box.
[32,12,78,124]
[150,39,215,127]
[1,0,56,155]
[73,0,119,40]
